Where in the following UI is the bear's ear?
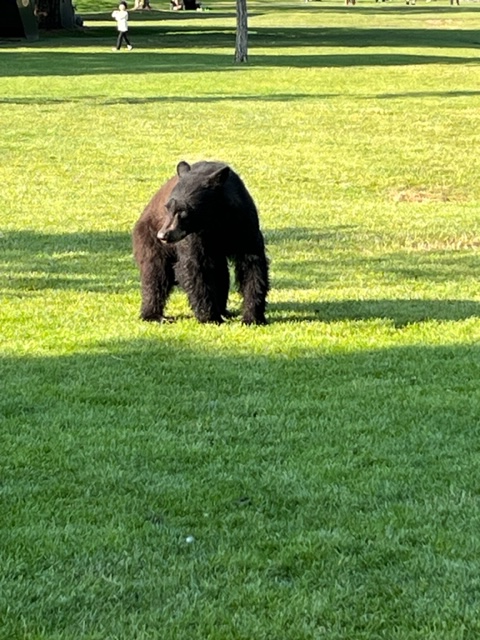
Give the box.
[177,161,191,177]
[208,166,230,187]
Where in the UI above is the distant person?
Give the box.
[112,2,133,51]
[183,0,202,9]
[171,0,183,8]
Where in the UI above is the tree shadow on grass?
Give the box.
[1,22,479,77]
[265,225,480,325]
[0,49,475,78]
[266,226,357,245]
[2,89,480,106]
[14,22,480,50]
[80,9,236,21]
[1,336,480,640]
[0,230,135,294]
[273,251,480,291]
[243,26,480,50]
[0,92,341,105]
[268,3,480,15]
[372,89,480,100]
[269,225,480,273]
[2,228,480,328]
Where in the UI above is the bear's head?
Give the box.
[157,161,230,244]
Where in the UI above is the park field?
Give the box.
[1,1,480,638]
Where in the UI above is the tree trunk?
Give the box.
[235,0,248,63]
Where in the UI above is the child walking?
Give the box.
[112,2,133,51]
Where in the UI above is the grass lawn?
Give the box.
[2,1,480,638]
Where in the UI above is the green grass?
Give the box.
[2,2,480,638]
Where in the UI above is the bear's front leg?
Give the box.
[133,220,177,322]
[177,250,226,324]
[137,247,176,322]
[185,271,225,324]
[139,258,175,321]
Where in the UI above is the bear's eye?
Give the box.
[178,210,189,220]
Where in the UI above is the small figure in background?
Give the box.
[134,0,152,9]
[112,2,133,50]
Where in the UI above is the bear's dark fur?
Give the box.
[132,160,269,325]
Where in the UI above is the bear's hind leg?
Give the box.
[235,252,269,325]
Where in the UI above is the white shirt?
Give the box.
[112,9,128,32]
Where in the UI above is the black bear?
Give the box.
[132,160,269,325]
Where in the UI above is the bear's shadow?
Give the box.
[268,299,480,327]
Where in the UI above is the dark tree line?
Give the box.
[35,0,61,29]
[34,0,74,29]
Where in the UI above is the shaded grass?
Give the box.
[2,1,480,638]
[3,340,480,638]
